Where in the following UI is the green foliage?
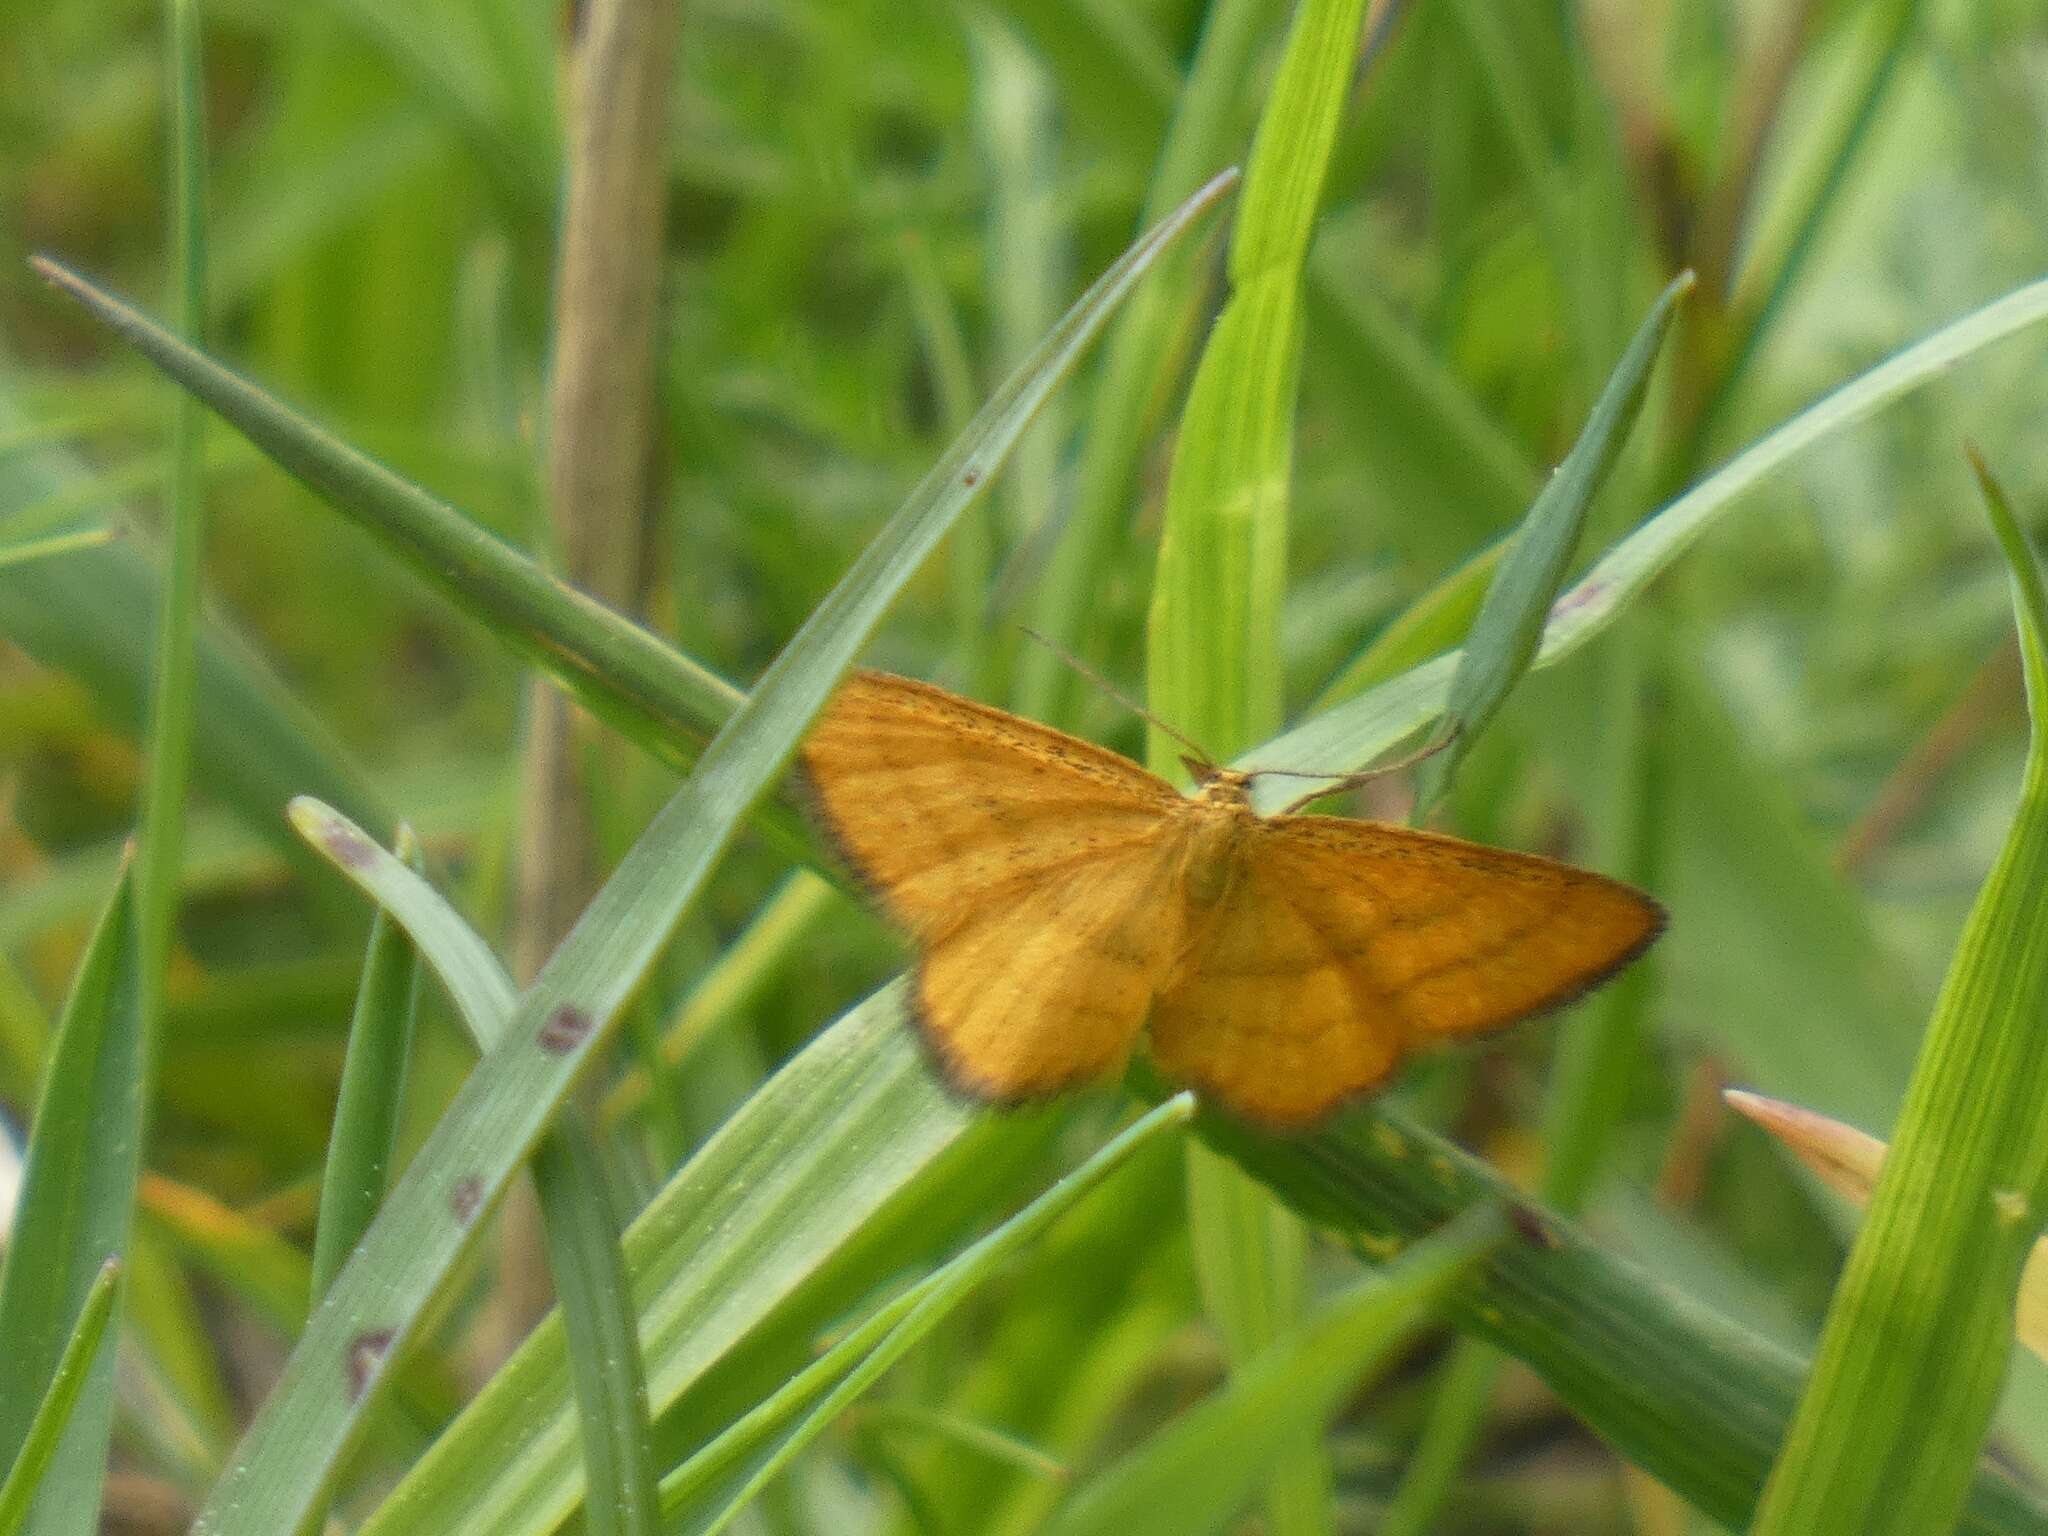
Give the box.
[10,3,2048,1534]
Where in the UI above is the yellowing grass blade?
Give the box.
[1726,1088,2048,1366]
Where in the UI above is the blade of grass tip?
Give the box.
[0,865,142,1534]
[1750,453,2048,1536]
[680,1097,1198,1536]
[1410,270,1691,816]
[184,176,1238,1536]
[0,1259,120,1536]
[1042,1209,1498,1536]
[1160,1084,2048,1535]
[1725,1088,2048,1364]
[25,258,745,779]
[310,824,426,1301]
[287,804,660,1536]
[1147,9,1361,1535]
[1247,272,2048,804]
[1015,0,1276,726]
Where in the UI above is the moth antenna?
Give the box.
[1264,725,1459,815]
[1017,626,1216,771]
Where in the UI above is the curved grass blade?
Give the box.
[1042,1211,1494,1536]
[1749,455,2048,1536]
[680,1097,1196,1535]
[1249,273,2048,805]
[0,1259,119,1536]
[183,176,1237,1536]
[0,866,141,1534]
[287,802,659,1536]
[1410,271,1691,814]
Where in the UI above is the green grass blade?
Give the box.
[359,994,998,1536]
[309,825,425,1302]
[1703,0,1927,454]
[1410,270,1689,814]
[684,1098,1197,1536]
[28,255,744,778]
[135,0,209,1007]
[123,39,211,1497]
[1252,273,2048,801]
[1145,8,1365,1533]
[1016,0,1277,724]
[0,1259,120,1536]
[0,527,114,569]
[287,802,659,1536]
[655,1275,941,1524]
[288,801,515,1038]
[529,1128,661,1536]
[184,176,1233,1536]
[1042,1212,1495,1536]
[601,869,842,1129]
[1371,1333,1503,1536]
[0,867,142,1533]
[1178,1093,2048,1534]
[1148,0,1359,760]
[1749,456,2048,1535]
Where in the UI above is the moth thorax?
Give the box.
[1184,775,1253,908]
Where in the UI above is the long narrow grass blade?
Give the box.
[1017,0,1277,724]
[0,868,142,1533]
[1411,271,1689,813]
[1180,1089,2048,1534]
[1750,456,2048,1535]
[183,175,1234,1536]
[1145,9,1363,1533]
[28,255,742,776]
[1043,1212,1495,1536]
[310,826,425,1300]
[1250,274,2048,803]
[0,1260,120,1536]
[288,803,658,1536]
[356,987,997,1536]
[685,1098,1196,1535]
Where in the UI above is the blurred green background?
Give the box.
[6,0,2048,1531]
